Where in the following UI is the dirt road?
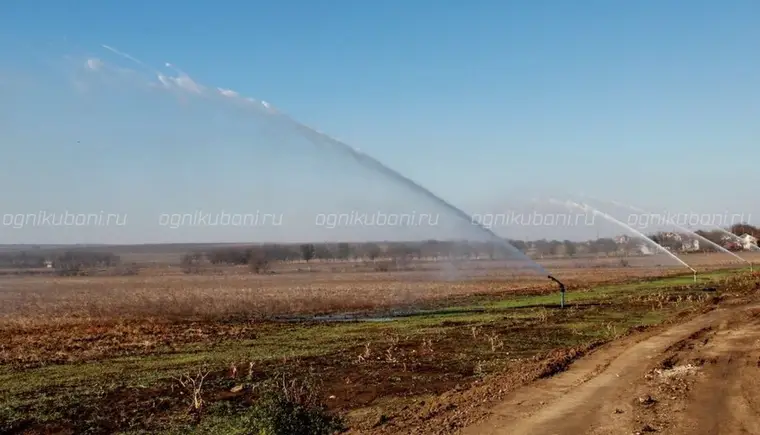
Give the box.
[463,303,760,435]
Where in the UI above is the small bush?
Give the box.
[176,374,343,435]
[247,374,344,435]
[181,252,207,274]
[248,254,270,274]
[113,262,141,276]
[55,263,88,276]
[247,392,343,434]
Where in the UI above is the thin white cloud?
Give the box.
[101,44,150,69]
[85,58,103,71]
[218,87,239,98]
[156,73,173,88]
[160,62,204,94]
[153,71,203,94]
[172,74,203,93]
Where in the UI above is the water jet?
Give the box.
[79,43,562,282]
[550,199,698,283]
[595,197,753,273]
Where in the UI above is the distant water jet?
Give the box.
[594,197,752,273]
[551,199,697,282]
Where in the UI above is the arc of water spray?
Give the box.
[589,197,753,272]
[702,223,760,253]
[550,199,698,282]
[576,194,759,255]
[268,106,577,296]
[92,43,567,290]
[716,229,760,251]
[269,113,572,297]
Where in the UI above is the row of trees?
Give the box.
[198,226,757,264]
[3,223,757,274]
[0,251,49,269]
[191,241,538,268]
[181,224,760,273]
[724,223,759,239]
[0,250,121,276]
[173,237,714,275]
[0,251,120,269]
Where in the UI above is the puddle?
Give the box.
[273,307,486,323]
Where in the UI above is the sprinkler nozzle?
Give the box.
[547,275,565,292]
[548,275,566,308]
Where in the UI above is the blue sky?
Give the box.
[1,1,759,244]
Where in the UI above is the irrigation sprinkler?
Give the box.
[548,275,566,308]
[552,198,699,282]
[583,195,755,274]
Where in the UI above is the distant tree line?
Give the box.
[0,250,120,275]
[0,251,48,269]
[2,223,757,275]
[178,223,759,273]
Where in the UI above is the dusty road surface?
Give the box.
[463,302,760,435]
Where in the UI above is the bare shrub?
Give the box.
[487,333,504,352]
[356,342,372,363]
[248,252,270,274]
[113,262,141,276]
[54,251,120,276]
[180,252,207,274]
[392,255,412,271]
[374,261,391,272]
[173,367,211,411]
[385,335,400,363]
[421,337,434,355]
[604,322,621,340]
[55,263,88,277]
[537,307,549,323]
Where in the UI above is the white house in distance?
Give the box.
[739,234,758,250]
[614,235,657,255]
[681,239,700,252]
[656,232,701,252]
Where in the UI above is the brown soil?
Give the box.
[459,299,760,435]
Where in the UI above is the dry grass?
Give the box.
[1,253,754,327]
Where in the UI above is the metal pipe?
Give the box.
[548,275,566,308]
